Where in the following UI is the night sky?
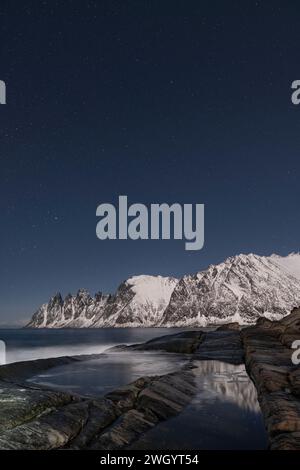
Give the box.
[1,1,300,324]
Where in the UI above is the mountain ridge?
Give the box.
[26,253,300,328]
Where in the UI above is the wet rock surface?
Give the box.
[0,309,300,450]
[0,352,197,450]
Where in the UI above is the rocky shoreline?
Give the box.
[0,310,300,450]
[242,310,300,450]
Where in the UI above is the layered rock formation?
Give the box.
[242,307,300,450]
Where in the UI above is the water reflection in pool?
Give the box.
[28,355,268,449]
[130,360,268,450]
[27,351,188,396]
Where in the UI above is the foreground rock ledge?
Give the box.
[0,348,197,449]
[242,308,300,450]
[0,311,300,450]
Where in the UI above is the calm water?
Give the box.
[27,354,268,449]
[130,360,268,450]
[0,328,268,449]
[0,328,185,363]
[27,350,188,396]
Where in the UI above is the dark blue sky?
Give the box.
[1,0,300,323]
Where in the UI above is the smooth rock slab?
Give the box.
[109,331,203,354]
[0,381,76,433]
[0,401,88,450]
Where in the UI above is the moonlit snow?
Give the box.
[27,253,300,328]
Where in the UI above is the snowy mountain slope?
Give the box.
[270,252,300,280]
[93,275,178,327]
[162,253,300,326]
[27,253,300,328]
[27,276,178,328]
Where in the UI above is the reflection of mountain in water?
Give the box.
[193,360,261,413]
[131,359,267,450]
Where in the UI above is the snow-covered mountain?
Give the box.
[162,253,300,326]
[27,276,178,328]
[27,253,300,328]
[269,252,300,280]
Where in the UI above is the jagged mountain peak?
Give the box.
[27,253,300,328]
[49,292,63,304]
[27,274,178,328]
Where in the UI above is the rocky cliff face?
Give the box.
[27,253,300,328]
